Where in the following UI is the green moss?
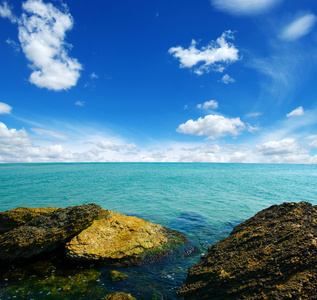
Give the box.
[109,270,129,282]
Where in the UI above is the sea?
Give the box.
[0,163,316,299]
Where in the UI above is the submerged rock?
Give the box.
[177,201,317,299]
[109,270,129,282]
[0,203,101,261]
[66,210,190,266]
[0,207,59,234]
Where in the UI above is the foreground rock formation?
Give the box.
[0,207,59,234]
[66,210,190,266]
[0,204,101,261]
[177,201,317,299]
[0,205,190,267]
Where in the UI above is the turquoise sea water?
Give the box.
[0,163,317,299]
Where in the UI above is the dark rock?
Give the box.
[0,203,101,262]
[0,207,59,234]
[177,201,317,299]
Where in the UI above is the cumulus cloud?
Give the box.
[97,140,137,152]
[31,128,67,139]
[287,106,304,117]
[220,74,235,84]
[254,138,300,156]
[2,0,82,91]
[280,14,317,41]
[0,1,17,22]
[0,102,12,114]
[177,114,245,139]
[168,31,239,75]
[197,100,218,110]
[211,0,282,15]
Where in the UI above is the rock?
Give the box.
[101,292,137,300]
[177,201,317,299]
[0,203,101,261]
[109,270,129,282]
[66,210,190,266]
[0,207,59,234]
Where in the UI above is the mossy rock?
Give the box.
[0,207,59,234]
[109,270,129,282]
[101,292,137,300]
[66,211,191,266]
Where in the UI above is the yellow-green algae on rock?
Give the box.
[101,292,137,300]
[0,206,59,234]
[66,209,189,266]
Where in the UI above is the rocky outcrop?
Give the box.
[0,207,59,234]
[66,210,190,266]
[177,201,317,299]
[101,292,136,300]
[0,203,101,261]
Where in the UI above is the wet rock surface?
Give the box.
[66,210,191,266]
[0,203,101,261]
[101,292,137,300]
[0,207,59,234]
[177,201,317,299]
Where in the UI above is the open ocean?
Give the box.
[1,163,317,299]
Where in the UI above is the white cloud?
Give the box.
[247,124,261,132]
[221,74,235,84]
[0,1,17,23]
[254,138,300,156]
[6,39,20,53]
[308,140,317,148]
[245,112,262,118]
[211,0,282,15]
[168,31,239,75]
[16,0,82,91]
[287,106,304,117]
[280,14,317,41]
[197,100,218,110]
[0,122,31,147]
[97,140,137,152]
[75,101,85,107]
[0,102,12,114]
[90,72,99,79]
[31,128,67,139]
[177,114,245,139]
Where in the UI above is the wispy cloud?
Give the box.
[97,140,137,152]
[90,72,99,79]
[245,112,262,118]
[0,102,12,114]
[169,31,239,75]
[210,0,282,15]
[287,106,304,117]
[31,128,68,139]
[0,1,17,23]
[75,101,85,107]
[280,14,317,41]
[177,114,245,139]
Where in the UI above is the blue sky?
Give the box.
[1,0,317,163]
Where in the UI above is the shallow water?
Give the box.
[0,163,316,299]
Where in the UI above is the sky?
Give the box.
[1,0,317,163]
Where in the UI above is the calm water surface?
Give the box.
[0,163,316,299]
